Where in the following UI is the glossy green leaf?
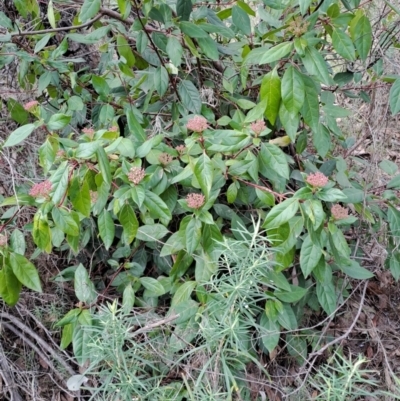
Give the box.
[171,281,197,307]
[178,80,202,113]
[136,224,169,241]
[274,285,308,303]
[69,177,91,217]
[166,36,183,66]
[316,281,336,315]
[122,283,135,314]
[302,46,333,85]
[260,313,280,353]
[349,14,372,61]
[177,0,192,21]
[197,36,219,60]
[140,277,166,297]
[143,191,172,221]
[277,303,297,330]
[60,323,73,350]
[232,6,251,35]
[332,27,355,61]
[313,123,331,157]
[3,123,35,147]
[301,75,320,132]
[260,69,281,125]
[74,264,97,303]
[116,34,135,67]
[79,0,101,22]
[50,161,69,205]
[263,198,299,229]
[194,153,213,198]
[154,66,169,96]
[9,252,42,292]
[119,204,138,245]
[259,143,289,180]
[281,66,305,115]
[92,75,110,96]
[0,264,21,306]
[98,210,115,250]
[186,218,202,254]
[33,214,52,253]
[259,42,293,65]
[52,207,79,236]
[47,113,71,131]
[339,259,374,279]
[300,234,323,278]
[180,22,208,38]
[10,229,25,255]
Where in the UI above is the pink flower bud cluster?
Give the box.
[175,145,186,154]
[23,100,39,111]
[186,116,209,133]
[90,190,98,204]
[108,126,118,132]
[29,180,52,198]
[331,204,349,220]
[186,193,205,209]
[158,153,173,166]
[128,167,145,185]
[82,128,95,138]
[0,234,7,247]
[306,172,328,188]
[250,120,266,135]
[56,149,65,158]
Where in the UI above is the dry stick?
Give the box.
[0,312,76,377]
[127,314,179,338]
[0,340,24,401]
[284,280,369,400]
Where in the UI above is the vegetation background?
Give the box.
[1,0,400,400]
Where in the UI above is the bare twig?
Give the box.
[127,314,179,337]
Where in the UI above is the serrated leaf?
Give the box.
[194,153,213,198]
[3,123,36,147]
[9,253,42,293]
[259,42,293,65]
[281,66,305,115]
[98,210,115,250]
[74,264,97,303]
[300,234,323,278]
[119,204,138,245]
[178,80,202,113]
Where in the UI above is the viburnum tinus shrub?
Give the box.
[1,0,400,365]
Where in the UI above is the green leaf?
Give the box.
[339,259,374,279]
[197,36,219,60]
[389,253,400,281]
[154,66,169,96]
[47,113,71,131]
[279,103,298,142]
[178,80,202,114]
[379,160,398,175]
[34,33,53,53]
[244,100,267,123]
[180,21,208,38]
[259,42,293,65]
[116,34,135,67]
[332,27,356,61]
[52,207,79,236]
[260,68,281,125]
[260,314,280,353]
[349,14,372,61]
[10,229,25,255]
[274,285,308,303]
[387,174,400,189]
[3,123,36,147]
[140,277,166,297]
[50,161,69,205]
[177,0,192,21]
[33,214,52,253]
[263,198,299,229]
[300,234,323,278]
[281,66,305,115]
[136,224,169,241]
[74,264,96,303]
[122,283,135,314]
[0,11,13,29]
[92,75,110,96]
[171,281,197,307]
[302,46,333,85]
[75,142,100,159]
[117,0,131,19]
[79,0,101,22]
[232,6,251,35]
[277,303,297,330]
[301,75,320,132]
[166,36,183,66]
[73,323,91,366]
[60,323,73,350]
[186,218,202,254]
[313,123,331,157]
[193,153,214,198]
[96,147,112,185]
[69,178,91,217]
[299,0,312,14]
[55,308,81,327]
[98,210,115,250]
[143,191,172,221]
[259,142,289,180]
[9,252,42,292]
[389,79,400,115]
[0,264,21,306]
[119,204,138,245]
[316,281,336,315]
[7,99,29,125]
[317,188,347,202]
